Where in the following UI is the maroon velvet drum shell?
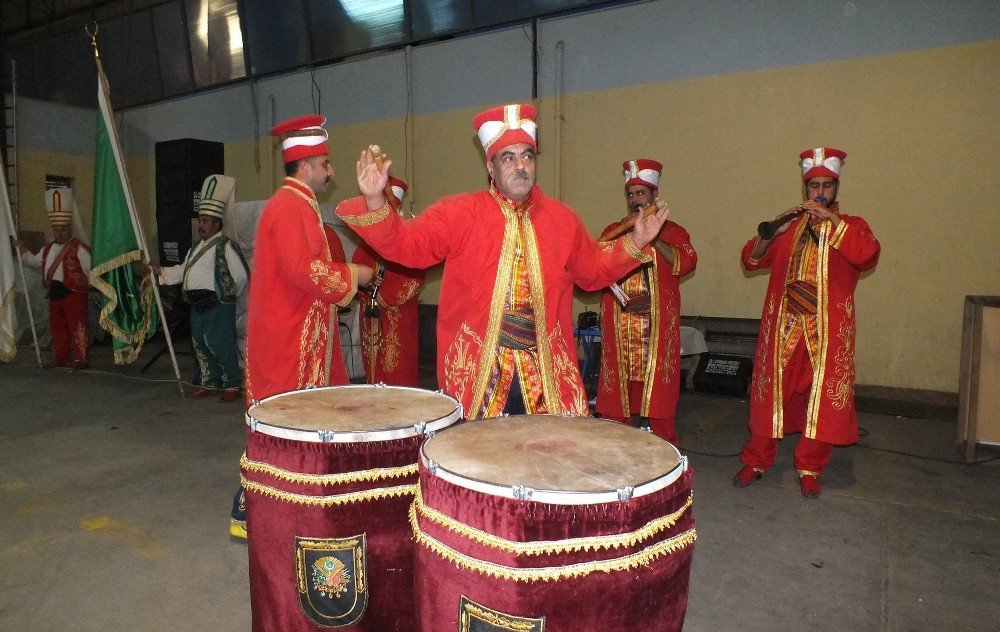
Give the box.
[242,385,462,632]
[412,415,695,631]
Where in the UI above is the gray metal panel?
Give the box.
[536,0,1000,97]
[410,26,535,115]
[17,97,95,156]
[116,84,256,155]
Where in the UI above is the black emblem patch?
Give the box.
[295,534,368,628]
[459,595,545,631]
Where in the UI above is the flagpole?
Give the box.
[0,152,42,366]
[89,25,184,396]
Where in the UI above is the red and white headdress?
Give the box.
[388,177,408,207]
[271,115,330,163]
[800,147,847,181]
[623,159,662,189]
[45,187,87,241]
[472,104,538,160]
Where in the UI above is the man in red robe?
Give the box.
[596,159,696,442]
[19,188,91,368]
[231,115,374,539]
[734,147,880,498]
[244,114,374,404]
[351,177,424,386]
[337,103,669,419]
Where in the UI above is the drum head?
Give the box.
[422,415,681,500]
[247,385,462,440]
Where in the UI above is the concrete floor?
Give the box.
[1,345,998,631]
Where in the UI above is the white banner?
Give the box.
[0,160,19,361]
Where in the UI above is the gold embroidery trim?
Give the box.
[641,258,661,417]
[340,202,391,227]
[462,598,543,631]
[796,469,822,478]
[825,297,854,411]
[670,245,682,276]
[240,452,417,485]
[414,488,693,555]
[805,221,831,439]
[240,474,416,506]
[411,501,697,582]
[282,181,319,213]
[520,215,558,414]
[468,195,521,416]
[745,236,763,267]
[829,219,849,249]
[623,234,652,263]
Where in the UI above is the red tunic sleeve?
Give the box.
[273,205,359,307]
[336,195,460,269]
[829,214,880,271]
[661,222,697,277]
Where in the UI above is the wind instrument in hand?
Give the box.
[598,199,667,242]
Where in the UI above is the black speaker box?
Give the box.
[693,352,754,397]
[155,139,224,265]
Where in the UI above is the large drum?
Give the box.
[412,415,695,631]
[241,385,462,631]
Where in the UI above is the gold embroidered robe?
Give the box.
[743,213,880,444]
[337,185,651,418]
[245,177,360,403]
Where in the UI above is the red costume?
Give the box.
[351,178,424,387]
[337,185,651,418]
[352,240,424,387]
[738,147,880,485]
[596,219,696,441]
[244,177,360,403]
[39,239,91,365]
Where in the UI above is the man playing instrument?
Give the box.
[734,147,880,498]
[337,103,669,419]
[231,115,374,539]
[18,188,91,369]
[150,175,248,403]
[596,159,696,443]
[351,176,424,387]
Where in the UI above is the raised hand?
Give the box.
[631,200,670,249]
[356,146,392,209]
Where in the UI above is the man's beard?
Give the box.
[630,202,645,213]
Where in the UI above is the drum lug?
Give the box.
[318,430,334,442]
[681,455,688,470]
[249,418,258,433]
[512,485,534,500]
[427,459,438,475]
[617,486,635,502]
[376,382,386,388]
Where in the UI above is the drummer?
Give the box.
[338,103,669,419]
[230,115,375,538]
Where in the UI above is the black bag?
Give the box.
[46,280,71,301]
[577,310,599,331]
[185,289,220,312]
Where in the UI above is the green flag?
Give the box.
[89,63,157,364]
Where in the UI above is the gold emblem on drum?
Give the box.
[459,595,545,631]
[294,534,368,627]
[312,556,350,598]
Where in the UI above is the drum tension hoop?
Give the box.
[512,485,535,500]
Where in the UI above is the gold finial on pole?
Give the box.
[85,22,100,60]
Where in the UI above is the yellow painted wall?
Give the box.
[16,150,96,235]
[15,39,998,392]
